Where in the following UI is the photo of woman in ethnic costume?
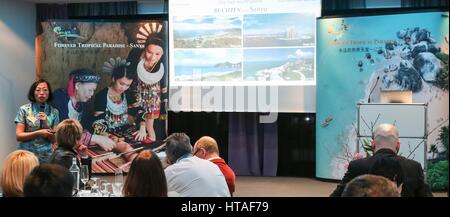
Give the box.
[50,68,137,172]
[127,22,168,143]
[92,60,147,142]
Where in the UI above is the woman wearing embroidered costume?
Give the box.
[133,36,167,142]
[50,69,137,165]
[93,59,147,143]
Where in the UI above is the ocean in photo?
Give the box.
[175,65,240,77]
[243,60,286,79]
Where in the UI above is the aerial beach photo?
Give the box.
[243,13,315,47]
[174,49,242,81]
[243,47,314,81]
[173,15,242,48]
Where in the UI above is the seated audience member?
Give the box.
[50,119,91,170]
[0,150,39,197]
[23,164,74,197]
[342,174,400,197]
[370,157,404,195]
[193,136,236,196]
[164,133,230,197]
[330,123,432,197]
[123,150,167,197]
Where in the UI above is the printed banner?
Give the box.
[316,12,449,179]
[36,20,168,173]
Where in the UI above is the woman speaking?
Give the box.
[15,79,59,163]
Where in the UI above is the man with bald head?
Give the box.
[194,136,236,196]
[330,123,432,197]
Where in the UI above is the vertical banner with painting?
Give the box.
[316,12,449,180]
[36,20,168,173]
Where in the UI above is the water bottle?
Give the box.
[69,157,80,192]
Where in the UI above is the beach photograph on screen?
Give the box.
[174,49,242,81]
[243,47,314,81]
[243,13,315,47]
[173,16,242,48]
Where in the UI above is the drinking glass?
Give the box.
[80,165,89,190]
[90,177,100,196]
[112,168,124,197]
[100,180,111,197]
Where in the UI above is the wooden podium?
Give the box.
[357,103,428,169]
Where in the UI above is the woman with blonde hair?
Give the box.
[0,150,39,197]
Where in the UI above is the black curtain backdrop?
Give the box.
[168,112,229,162]
[36,4,68,35]
[228,113,278,176]
[322,0,449,16]
[322,0,448,10]
[322,0,366,11]
[36,1,138,20]
[36,2,137,33]
[277,113,316,177]
[36,3,68,20]
[401,0,449,7]
[68,2,137,17]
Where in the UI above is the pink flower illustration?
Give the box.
[352,153,365,160]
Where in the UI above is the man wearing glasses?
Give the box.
[193,136,236,196]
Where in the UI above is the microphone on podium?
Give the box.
[368,76,380,103]
[39,104,46,129]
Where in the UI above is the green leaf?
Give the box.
[427,160,449,191]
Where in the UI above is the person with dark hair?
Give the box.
[53,68,101,122]
[342,174,400,197]
[23,164,74,197]
[370,157,404,194]
[50,68,131,157]
[193,136,236,196]
[127,35,168,143]
[331,123,432,197]
[15,79,59,163]
[164,133,230,197]
[93,63,146,141]
[123,150,167,197]
[91,61,151,168]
